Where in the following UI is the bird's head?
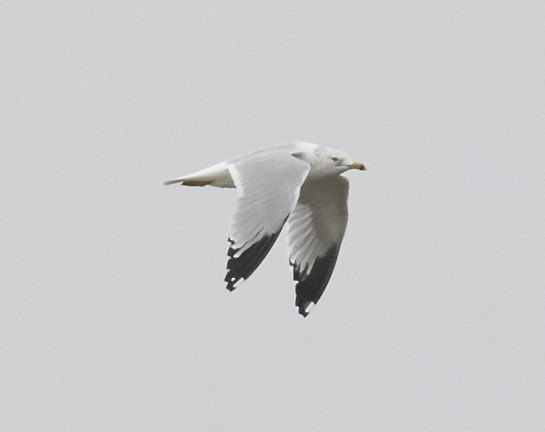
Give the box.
[320,147,366,175]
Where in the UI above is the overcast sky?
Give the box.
[2,1,544,431]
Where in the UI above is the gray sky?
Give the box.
[2,1,544,431]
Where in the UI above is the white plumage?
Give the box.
[164,142,365,316]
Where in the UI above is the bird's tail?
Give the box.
[163,177,186,185]
[163,162,234,188]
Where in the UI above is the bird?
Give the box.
[164,142,366,316]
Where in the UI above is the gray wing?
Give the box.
[225,150,310,290]
[286,176,349,316]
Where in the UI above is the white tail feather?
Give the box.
[163,162,235,188]
[163,178,185,185]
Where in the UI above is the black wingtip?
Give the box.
[225,274,243,291]
[293,247,340,316]
[224,231,282,291]
[297,300,315,317]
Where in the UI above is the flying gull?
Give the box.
[164,142,365,316]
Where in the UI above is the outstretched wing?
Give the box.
[286,176,349,316]
[225,150,310,290]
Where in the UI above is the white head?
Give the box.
[292,143,366,177]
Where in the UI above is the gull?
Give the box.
[164,142,365,316]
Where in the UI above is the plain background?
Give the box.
[2,1,544,431]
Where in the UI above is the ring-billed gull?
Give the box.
[164,142,365,316]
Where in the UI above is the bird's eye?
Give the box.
[332,157,339,162]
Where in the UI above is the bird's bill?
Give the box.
[348,162,366,171]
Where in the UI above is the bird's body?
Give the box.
[165,142,365,316]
